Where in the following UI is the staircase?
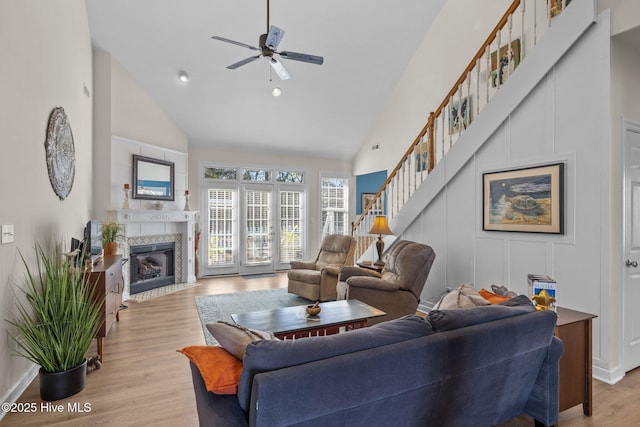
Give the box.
[352,0,595,262]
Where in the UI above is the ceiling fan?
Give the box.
[211,0,324,80]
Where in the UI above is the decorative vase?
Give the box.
[184,193,191,211]
[103,242,118,255]
[39,359,87,401]
[122,188,131,209]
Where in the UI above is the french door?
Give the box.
[200,184,305,276]
[240,185,274,274]
[201,186,237,276]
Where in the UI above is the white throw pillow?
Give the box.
[433,283,491,310]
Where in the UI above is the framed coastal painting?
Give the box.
[482,163,564,233]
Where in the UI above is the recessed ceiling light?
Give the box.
[272,87,282,97]
[178,71,190,83]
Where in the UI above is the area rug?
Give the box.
[195,288,309,345]
[125,282,200,303]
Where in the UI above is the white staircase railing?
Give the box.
[352,0,574,261]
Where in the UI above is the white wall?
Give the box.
[110,59,187,154]
[352,0,512,176]
[607,0,640,35]
[608,30,640,380]
[92,52,188,219]
[401,12,617,380]
[0,0,93,408]
[110,136,188,212]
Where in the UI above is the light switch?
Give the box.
[1,224,14,244]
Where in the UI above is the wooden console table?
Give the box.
[89,255,123,362]
[555,307,597,415]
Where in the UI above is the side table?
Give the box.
[555,306,597,415]
[356,262,384,273]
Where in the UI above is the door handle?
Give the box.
[626,259,638,268]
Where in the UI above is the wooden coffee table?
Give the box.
[231,299,386,340]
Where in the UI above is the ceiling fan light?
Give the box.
[177,71,190,83]
[270,58,291,80]
[272,87,282,97]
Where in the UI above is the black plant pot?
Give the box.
[39,359,87,401]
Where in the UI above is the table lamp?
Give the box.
[368,215,393,266]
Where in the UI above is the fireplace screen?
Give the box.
[130,242,176,294]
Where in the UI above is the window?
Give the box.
[201,163,307,272]
[204,167,238,180]
[276,170,304,183]
[242,169,272,182]
[321,176,349,237]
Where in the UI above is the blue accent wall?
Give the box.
[356,170,387,214]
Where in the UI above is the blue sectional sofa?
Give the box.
[189,299,563,426]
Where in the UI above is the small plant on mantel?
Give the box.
[102,221,124,256]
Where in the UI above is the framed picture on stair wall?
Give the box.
[361,193,381,215]
[482,163,564,234]
[490,39,521,88]
[448,96,469,134]
[415,142,429,172]
[547,0,572,18]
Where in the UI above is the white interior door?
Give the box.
[623,120,640,372]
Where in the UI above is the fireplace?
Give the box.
[129,242,176,294]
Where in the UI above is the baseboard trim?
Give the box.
[0,365,38,422]
[593,364,624,385]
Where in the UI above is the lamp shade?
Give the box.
[369,216,393,236]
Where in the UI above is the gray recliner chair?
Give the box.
[337,240,435,325]
[287,234,356,301]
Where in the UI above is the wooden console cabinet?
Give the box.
[89,255,123,362]
[555,307,597,415]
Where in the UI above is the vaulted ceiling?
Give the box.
[85,0,445,160]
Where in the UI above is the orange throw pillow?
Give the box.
[479,288,511,304]
[178,346,243,394]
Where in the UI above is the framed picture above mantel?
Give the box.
[132,155,175,201]
[482,163,564,234]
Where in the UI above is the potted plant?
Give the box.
[102,221,123,255]
[7,242,103,401]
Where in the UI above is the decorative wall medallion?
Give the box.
[45,107,75,200]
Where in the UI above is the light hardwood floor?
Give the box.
[2,273,639,426]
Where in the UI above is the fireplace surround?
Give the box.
[108,209,197,299]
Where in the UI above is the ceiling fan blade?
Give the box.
[227,55,261,69]
[265,25,285,50]
[211,36,260,51]
[279,51,324,65]
[269,58,291,80]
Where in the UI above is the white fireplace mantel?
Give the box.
[108,210,198,288]
[110,209,197,224]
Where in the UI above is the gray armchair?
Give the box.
[337,240,435,325]
[288,234,356,301]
